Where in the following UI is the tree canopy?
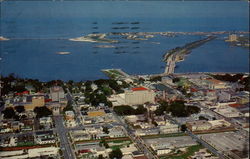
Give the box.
[154,100,200,117]
[113,105,147,116]
[109,148,123,159]
[15,105,25,113]
[34,106,52,118]
[2,107,16,119]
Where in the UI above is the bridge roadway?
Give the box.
[149,72,249,78]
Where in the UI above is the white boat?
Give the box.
[56,52,71,55]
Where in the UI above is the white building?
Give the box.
[156,148,172,155]
[39,117,53,126]
[0,147,59,159]
[50,86,65,102]
[159,122,179,134]
[214,107,240,118]
[109,126,126,138]
[124,87,155,105]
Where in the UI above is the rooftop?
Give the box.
[131,87,148,91]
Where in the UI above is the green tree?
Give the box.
[187,106,200,115]
[98,155,104,159]
[34,106,52,118]
[109,148,123,159]
[103,126,109,134]
[113,106,136,116]
[63,101,73,112]
[181,124,187,132]
[199,116,208,121]
[2,107,16,119]
[169,101,188,117]
[135,105,147,115]
[154,100,169,116]
[15,105,25,113]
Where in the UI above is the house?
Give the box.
[35,130,56,144]
[39,117,53,127]
[65,111,75,120]
[108,126,126,138]
[156,148,172,155]
[70,130,91,142]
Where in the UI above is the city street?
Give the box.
[54,115,75,159]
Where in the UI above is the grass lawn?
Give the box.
[167,144,203,159]
[142,133,186,139]
[17,142,35,147]
[108,140,132,150]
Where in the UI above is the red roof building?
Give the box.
[15,91,30,96]
[78,149,91,154]
[131,87,148,91]
[229,103,241,107]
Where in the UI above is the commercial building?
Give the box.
[204,79,228,89]
[186,119,231,132]
[145,136,197,155]
[50,86,65,102]
[35,130,56,145]
[0,147,59,159]
[124,87,155,105]
[13,95,46,111]
[186,120,212,132]
[159,121,179,134]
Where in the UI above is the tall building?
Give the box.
[50,86,65,102]
[124,87,155,105]
[228,34,238,42]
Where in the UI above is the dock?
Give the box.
[101,69,130,79]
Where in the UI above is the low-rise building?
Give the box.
[70,130,91,142]
[35,130,56,144]
[186,119,231,132]
[159,122,179,134]
[65,111,75,120]
[39,117,53,127]
[0,147,59,159]
[204,79,228,89]
[135,128,159,136]
[214,106,240,118]
[186,120,212,132]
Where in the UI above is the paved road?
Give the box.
[54,115,75,159]
[109,108,158,159]
[164,113,226,159]
[186,129,226,159]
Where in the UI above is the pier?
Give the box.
[101,69,130,79]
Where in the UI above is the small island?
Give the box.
[0,36,9,41]
[69,33,118,43]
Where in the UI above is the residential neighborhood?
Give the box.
[0,72,249,159]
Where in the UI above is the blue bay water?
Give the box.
[0,1,249,81]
